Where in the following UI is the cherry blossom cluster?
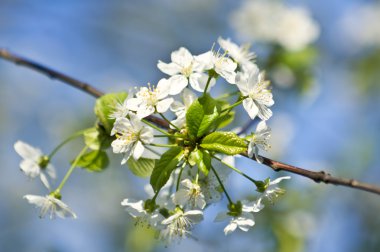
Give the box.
[14,38,290,243]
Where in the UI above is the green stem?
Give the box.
[203,76,213,95]
[213,155,258,184]
[211,165,233,204]
[176,162,186,191]
[148,143,177,148]
[48,129,89,159]
[159,113,180,131]
[142,119,172,137]
[216,91,240,100]
[220,98,246,114]
[54,146,88,193]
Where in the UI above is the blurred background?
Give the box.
[1,0,380,251]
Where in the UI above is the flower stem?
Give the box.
[213,155,258,184]
[148,143,177,148]
[54,146,88,194]
[159,113,180,131]
[216,91,240,100]
[203,76,213,95]
[220,98,245,114]
[48,129,89,159]
[176,162,186,191]
[211,165,233,204]
[142,119,172,136]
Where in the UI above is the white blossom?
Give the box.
[160,208,203,242]
[24,194,77,219]
[256,176,291,208]
[247,121,271,163]
[170,88,197,129]
[126,79,174,119]
[231,0,320,51]
[121,198,163,227]
[173,179,206,209]
[236,68,274,120]
[158,47,211,93]
[195,50,237,84]
[14,141,56,189]
[218,37,257,71]
[214,200,263,235]
[109,98,129,120]
[111,114,154,163]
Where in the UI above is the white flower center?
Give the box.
[181,64,193,78]
[137,85,159,106]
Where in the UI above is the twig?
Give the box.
[242,153,380,195]
[1,49,380,195]
[0,48,169,128]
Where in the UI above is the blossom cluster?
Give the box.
[231,0,320,51]
[15,38,290,243]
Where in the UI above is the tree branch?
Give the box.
[242,153,380,195]
[1,49,379,195]
[0,48,169,128]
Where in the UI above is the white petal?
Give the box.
[243,99,259,119]
[132,141,145,160]
[156,78,171,99]
[168,75,188,95]
[270,176,291,185]
[126,98,142,111]
[24,194,47,207]
[14,141,42,161]
[247,140,255,158]
[180,178,193,189]
[20,160,40,178]
[171,47,193,66]
[173,189,190,206]
[156,98,174,113]
[184,210,204,223]
[157,61,181,75]
[39,173,50,189]
[140,127,154,144]
[182,88,197,108]
[224,222,238,235]
[194,51,214,70]
[170,101,185,112]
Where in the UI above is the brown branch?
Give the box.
[242,153,380,195]
[1,49,379,195]
[0,48,169,128]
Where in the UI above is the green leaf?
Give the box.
[215,100,235,129]
[186,94,220,138]
[188,149,211,176]
[150,147,184,192]
[200,131,247,155]
[127,158,156,178]
[83,126,113,150]
[94,92,128,134]
[75,150,109,172]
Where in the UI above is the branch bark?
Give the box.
[1,49,379,195]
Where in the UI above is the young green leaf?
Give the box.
[75,150,109,172]
[150,147,184,192]
[127,158,156,178]
[188,149,211,176]
[200,131,247,155]
[83,126,113,150]
[94,92,128,134]
[186,94,220,138]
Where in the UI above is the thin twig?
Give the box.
[1,49,380,195]
[0,48,169,128]
[242,152,380,196]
